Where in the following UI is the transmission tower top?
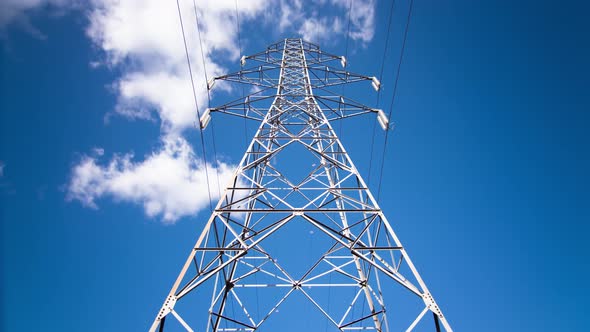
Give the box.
[200,38,388,130]
[150,38,452,332]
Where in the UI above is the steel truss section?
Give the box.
[150,38,452,332]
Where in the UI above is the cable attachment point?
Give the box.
[375,109,389,131]
[207,78,216,90]
[371,77,381,91]
[200,108,212,129]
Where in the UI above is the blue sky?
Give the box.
[1,0,588,331]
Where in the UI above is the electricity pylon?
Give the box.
[150,38,452,332]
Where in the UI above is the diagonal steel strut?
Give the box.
[150,38,452,332]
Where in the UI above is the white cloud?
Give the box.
[86,0,218,133]
[298,16,343,43]
[5,0,376,133]
[93,147,104,156]
[0,161,4,177]
[277,0,375,45]
[346,0,376,43]
[327,0,376,43]
[77,0,375,222]
[115,71,199,132]
[67,0,270,223]
[278,0,303,32]
[0,0,71,28]
[88,0,187,65]
[2,0,378,223]
[67,136,235,223]
[0,0,79,39]
[84,0,271,133]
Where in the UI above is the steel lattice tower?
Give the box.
[150,39,452,332]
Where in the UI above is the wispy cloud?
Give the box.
[298,16,344,43]
[0,0,64,27]
[0,0,79,40]
[3,0,378,223]
[279,0,376,45]
[344,0,376,43]
[66,0,266,223]
[76,0,376,223]
[67,136,234,223]
[86,0,248,133]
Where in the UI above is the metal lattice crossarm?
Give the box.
[203,90,387,124]
[208,40,380,90]
[150,38,452,332]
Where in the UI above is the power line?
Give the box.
[191,0,223,196]
[339,0,354,139]
[175,0,213,211]
[150,36,454,332]
[315,2,321,43]
[376,0,414,201]
[376,0,397,108]
[367,0,396,187]
[344,0,353,58]
[234,0,260,321]
[234,0,250,149]
[329,3,354,331]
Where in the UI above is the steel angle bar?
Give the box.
[229,289,257,327]
[405,306,430,332]
[298,287,341,329]
[341,213,378,234]
[366,283,386,308]
[234,260,292,285]
[341,310,385,329]
[303,257,362,284]
[350,250,422,297]
[170,310,194,332]
[241,142,292,171]
[216,208,380,213]
[338,286,367,327]
[328,191,378,211]
[349,215,379,248]
[152,38,453,332]
[210,312,256,330]
[254,287,296,329]
[300,190,332,210]
[300,142,352,171]
[176,250,248,299]
[217,189,266,211]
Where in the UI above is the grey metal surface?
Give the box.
[150,38,452,332]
